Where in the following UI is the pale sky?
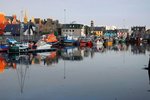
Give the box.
[1,0,150,28]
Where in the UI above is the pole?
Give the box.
[64,9,66,24]
[20,10,23,42]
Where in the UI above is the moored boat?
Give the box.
[79,37,93,47]
[36,40,52,50]
[63,35,77,46]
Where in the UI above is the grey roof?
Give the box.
[94,27,105,31]
[62,24,84,29]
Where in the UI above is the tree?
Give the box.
[0,13,7,35]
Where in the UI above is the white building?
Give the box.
[105,26,117,30]
[61,24,85,40]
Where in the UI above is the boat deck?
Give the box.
[0,48,57,54]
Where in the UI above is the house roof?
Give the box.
[94,27,105,31]
[62,24,84,29]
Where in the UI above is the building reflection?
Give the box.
[131,43,148,54]
[0,43,149,73]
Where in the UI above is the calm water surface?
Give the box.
[0,44,150,100]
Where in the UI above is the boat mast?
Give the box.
[20,10,23,42]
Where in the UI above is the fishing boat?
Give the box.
[79,37,93,47]
[63,35,77,46]
[36,40,52,50]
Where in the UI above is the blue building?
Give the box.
[104,30,117,38]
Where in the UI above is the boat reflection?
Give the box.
[0,43,149,73]
[61,47,83,61]
[29,51,59,66]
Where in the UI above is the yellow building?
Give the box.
[93,27,105,36]
[94,31,103,36]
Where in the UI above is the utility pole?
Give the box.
[64,9,66,24]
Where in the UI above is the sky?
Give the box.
[1,0,150,28]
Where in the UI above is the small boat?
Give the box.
[36,40,52,50]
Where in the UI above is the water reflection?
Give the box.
[143,55,150,92]
[61,47,83,61]
[0,53,30,93]
[0,43,150,73]
[16,55,29,93]
[131,44,147,54]
[0,43,150,98]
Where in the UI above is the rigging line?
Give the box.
[16,64,21,93]
[21,64,28,93]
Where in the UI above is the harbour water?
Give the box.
[0,43,150,100]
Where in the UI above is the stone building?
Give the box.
[131,26,146,39]
[39,18,61,35]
